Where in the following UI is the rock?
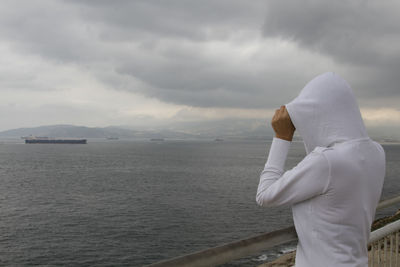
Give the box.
[257,251,296,267]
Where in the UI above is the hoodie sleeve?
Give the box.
[256,137,330,207]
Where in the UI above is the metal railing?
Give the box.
[145,195,400,267]
[369,220,400,267]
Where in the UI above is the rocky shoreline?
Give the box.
[257,209,400,267]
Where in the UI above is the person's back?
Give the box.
[256,72,385,267]
[292,139,385,266]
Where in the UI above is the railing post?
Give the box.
[390,234,392,267]
[371,243,375,267]
[396,231,399,266]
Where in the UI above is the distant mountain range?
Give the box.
[0,122,396,142]
[0,125,198,139]
[0,121,272,139]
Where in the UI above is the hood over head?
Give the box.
[286,72,368,154]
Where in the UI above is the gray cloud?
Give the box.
[263,0,400,102]
[0,0,399,117]
[71,0,267,41]
[264,1,400,65]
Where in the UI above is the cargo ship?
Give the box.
[24,136,87,144]
[150,138,164,141]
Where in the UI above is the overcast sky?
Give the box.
[0,0,399,136]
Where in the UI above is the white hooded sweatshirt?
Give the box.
[256,72,385,267]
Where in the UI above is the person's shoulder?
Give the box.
[296,146,331,170]
[311,146,333,154]
[307,146,334,162]
[370,140,385,162]
[371,140,385,153]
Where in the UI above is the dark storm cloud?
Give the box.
[1,0,283,109]
[264,0,400,65]
[70,0,266,41]
[113,42,297,108]
[0,0,265,61]
[0,0,399,110]
[263,0,400,100]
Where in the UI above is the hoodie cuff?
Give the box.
[265,137,291,171]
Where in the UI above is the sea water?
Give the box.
[0,139,398,266]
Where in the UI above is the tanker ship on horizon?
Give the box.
[24,136,87,144]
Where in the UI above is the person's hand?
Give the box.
[271,105,295,141]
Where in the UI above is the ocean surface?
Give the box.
[0,139,399,266]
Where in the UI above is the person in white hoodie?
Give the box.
[256,72,385,267]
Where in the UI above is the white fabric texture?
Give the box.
[256,72,385,267]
